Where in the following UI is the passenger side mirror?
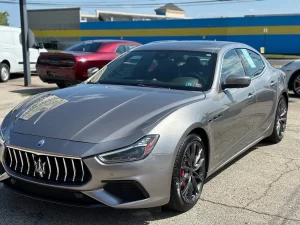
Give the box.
[37,42,44,49]
[87,67,99,78]
[221,74,251,89]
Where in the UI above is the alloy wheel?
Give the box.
[276,98,287,138]
[180,141,205,203]
[293,74,300,96]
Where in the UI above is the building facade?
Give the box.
[28,4,187,49]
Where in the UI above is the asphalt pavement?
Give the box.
[268,59,294,68]
[1,76,300,225]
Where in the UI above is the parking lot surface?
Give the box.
[1,75,300,225]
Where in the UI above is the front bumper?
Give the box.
[0,140,174,209]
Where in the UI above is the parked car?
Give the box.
[0,25,47,82]
[36,40,141,88]
[0,40,288,212]
[279,59,300,97]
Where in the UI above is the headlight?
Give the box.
[97,135,159,164]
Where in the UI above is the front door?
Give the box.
[213,49,256,164]
[236,48,277,137]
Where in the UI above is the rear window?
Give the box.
[65,42,103,52]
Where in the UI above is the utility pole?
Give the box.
[19,0,31,86]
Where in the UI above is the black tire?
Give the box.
[167,134,206,212]
[291,73,300,97]
[56,82,74,89]
[56,82,67,88]
[266,95,288,143]
[0,63,10,82]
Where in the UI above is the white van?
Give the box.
[0,25,48,82]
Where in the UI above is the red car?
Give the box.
[36,40,141,88]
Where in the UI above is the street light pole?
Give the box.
[19,0,31,86]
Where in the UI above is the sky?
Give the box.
[1,0,300,27]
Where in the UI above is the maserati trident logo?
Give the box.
[37,139,45,147]
[33,157,47,178]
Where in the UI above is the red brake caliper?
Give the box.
[181,159,187,189]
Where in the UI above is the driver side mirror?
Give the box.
[221,74,251,89]
[87,67,99,78]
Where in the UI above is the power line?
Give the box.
[0,0,265,8]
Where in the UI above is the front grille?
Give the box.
[4,147,91,185]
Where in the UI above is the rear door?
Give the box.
[214,49,256,163]
[236,48,277,137]
[29,45,40,71]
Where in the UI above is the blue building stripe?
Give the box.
[80,34,300,54]
[80,15,300,30]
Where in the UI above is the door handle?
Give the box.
[247,93,253,100]
[270,81,277,87]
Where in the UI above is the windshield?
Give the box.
[88,50,217,91]
[65,42,103,52]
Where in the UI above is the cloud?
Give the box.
[249,8,255,12]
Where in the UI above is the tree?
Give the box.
[0,11,10,26]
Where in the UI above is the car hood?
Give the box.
[9,84,205,144]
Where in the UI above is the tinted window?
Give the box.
[126,45,139,51]
[88,50,217,92]
[236,49,265,78]
[65,42,102,52]
[221,49,245,83]
[116,45,126,54]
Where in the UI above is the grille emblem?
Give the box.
[34,157,47,178]
[37,139,45,147]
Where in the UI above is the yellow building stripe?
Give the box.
[32,26,300,37]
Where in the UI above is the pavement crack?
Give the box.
[263,153,300,161]
[201,198,300,222]
[244,159,295,208]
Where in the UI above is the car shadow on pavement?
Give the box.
[288,94,299,102]
[0,190,183,225]
[10,87,58,96]
[204,144,261,184]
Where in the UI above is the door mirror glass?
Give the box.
[87,67,99,78]
[37,42,44,49]
[221,74,251,89]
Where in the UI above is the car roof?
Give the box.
[82,39,139,44]
[133,40,250,53]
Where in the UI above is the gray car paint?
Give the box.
[279,59,300,91]
[0,40,288,209]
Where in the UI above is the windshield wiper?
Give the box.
[136,83,170,89]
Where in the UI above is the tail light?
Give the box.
[59,59,76,66]
[38,58,50,64]
[38,57,76,67]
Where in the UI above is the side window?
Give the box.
[116,45,126,54]
[221,49,245,84]
[236,49,265,78]
[126,45,138,52]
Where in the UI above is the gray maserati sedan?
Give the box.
[0,40,288,212]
